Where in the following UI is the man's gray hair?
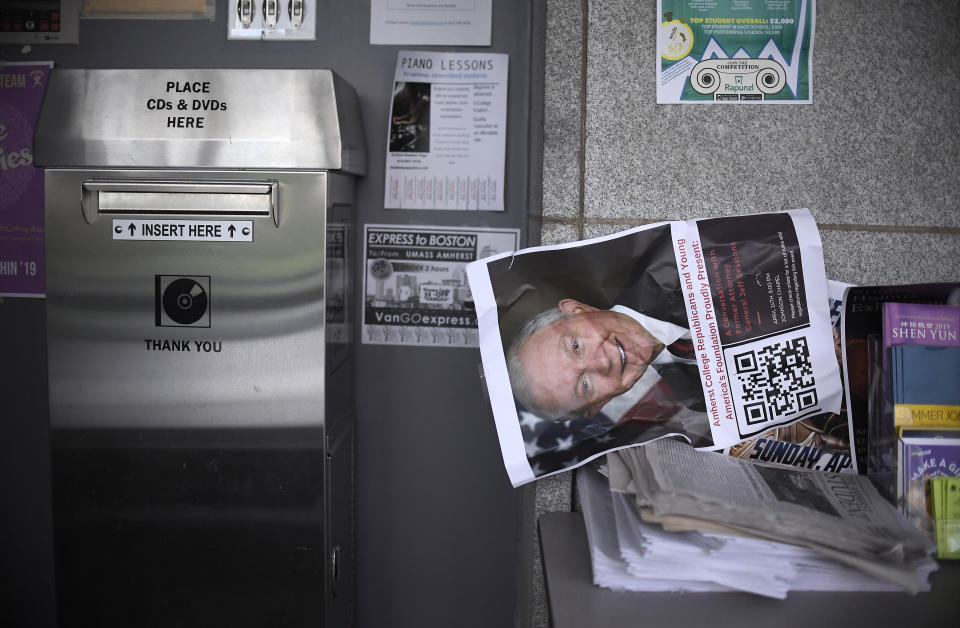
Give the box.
[506,307,571,421]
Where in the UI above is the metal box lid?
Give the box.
[33,69,366,175]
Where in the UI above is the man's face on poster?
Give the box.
[515,299,663,418]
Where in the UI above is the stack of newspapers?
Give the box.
[579,438,938,598]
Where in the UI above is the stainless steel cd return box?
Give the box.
[34,69,365,628]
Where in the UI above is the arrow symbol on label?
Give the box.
[228,224,236,238]
[129,223,136,236]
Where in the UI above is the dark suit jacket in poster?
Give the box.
[603,223,689,328]
[523,228,715,476]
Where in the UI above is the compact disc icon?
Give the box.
[163,278,208,324]
[156,275,211,327]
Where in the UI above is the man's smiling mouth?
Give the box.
[615,339,626,373]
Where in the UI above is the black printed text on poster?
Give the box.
[697,212,809,347]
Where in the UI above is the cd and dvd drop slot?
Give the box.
[81,180,280,227]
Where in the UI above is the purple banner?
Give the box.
[0,62,51,297]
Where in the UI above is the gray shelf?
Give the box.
[539,512,960,628]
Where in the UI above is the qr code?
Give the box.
[733,337,817,426]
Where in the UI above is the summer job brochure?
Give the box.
[657,0,814,104]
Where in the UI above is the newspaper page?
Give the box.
[577,465,734,594]
[616,439,936,592]
[370,0,492,46]
[363,224,519,347]
[724,280,855,473]
[384,50,508,210]
[657,0,815,104]
[467,208,841,486]
[839,283,960,473]
[582,464,909,597]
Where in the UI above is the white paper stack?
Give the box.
[577,440,939,599]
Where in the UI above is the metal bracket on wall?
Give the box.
[227,0,316,41]
[0,0,80,44]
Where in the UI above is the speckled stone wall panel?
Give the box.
[515,470,573,628]
[540,221,581,245]
[584,221,653,239]
[577,221,960,284]
[542,0,585,219]
[530,472,573,627]
[821,230,960,285]
[582,0,960,227]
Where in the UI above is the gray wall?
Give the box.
[0,3,538,627]
[516,1,960,626]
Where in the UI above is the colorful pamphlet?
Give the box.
[889,345,960,406]
[839,283,960,473]
[882,302,960,369]
[868,303,960,501]
[0,61,53,297]
[655,0,815,104]
[898,428,960,541]
[931,476,960,559]
[895,404,960,428]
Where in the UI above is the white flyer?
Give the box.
[384,50,508,211]
[363,224,520,347]
[466,209,842,486]
[370,0,492,46]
